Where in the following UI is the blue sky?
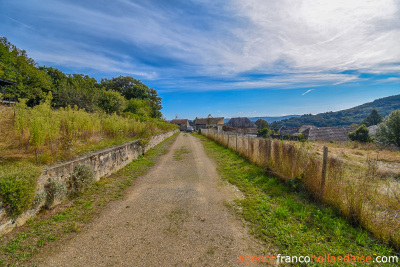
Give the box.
[1,0,399,120]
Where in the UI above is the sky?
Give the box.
[1,0,400,120]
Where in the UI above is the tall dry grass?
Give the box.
[201,129,400,250]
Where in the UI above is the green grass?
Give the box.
[194,133,398,266]
[0,133,178,266]
[173,146,190,161]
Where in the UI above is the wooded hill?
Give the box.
[278,94,400,127]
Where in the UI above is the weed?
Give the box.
[194,133,397,259]
[0,133,178,265]
[173,146,190,161]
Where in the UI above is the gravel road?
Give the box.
[35,133,267,266]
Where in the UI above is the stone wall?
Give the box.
[0,130,178,236]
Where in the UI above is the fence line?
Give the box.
[200,128,400,250]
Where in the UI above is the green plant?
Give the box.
[68,164,95,195]
[376,109,400,147]
[0,165,40,218]
[348,124,370,143]
[45,178,67,208]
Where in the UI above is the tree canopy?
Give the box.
[0,37,163,119]
[376,110,400,147]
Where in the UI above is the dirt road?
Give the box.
[36,133,266,266]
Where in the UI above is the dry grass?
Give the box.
[201,129,400,250]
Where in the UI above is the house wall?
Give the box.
[0,130,179,236]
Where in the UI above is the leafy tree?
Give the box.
[362,109,382,127]
[257,128,272,138]
[255,119,269,130]
[97,90,126,114]
[376,110,400,146]
[101,76,162,118]
[271,121,279,129]
[0,37,52,105]
[348,125,370,142]
[125,98,152,119]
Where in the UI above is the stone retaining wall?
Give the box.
[0,130,178,236]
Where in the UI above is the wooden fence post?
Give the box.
[227,134,230,148]
[320,146,328,199]
[247,135,250,158]
[236,134,238,151]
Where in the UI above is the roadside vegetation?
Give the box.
[0,37,177,220]
[0,133,178,266]
[195,133,398,264]
[200,128,400,252]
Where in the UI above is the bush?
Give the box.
[0,165,40,218]
[68,164,95,195]
[45,178,67,208]
[376,109,400,147]
[257,127,272,138]
[348,124,370,142]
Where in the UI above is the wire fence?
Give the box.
[201,128,400,250]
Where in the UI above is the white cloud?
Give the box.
[302,89,314,95]
[2,0,400,90]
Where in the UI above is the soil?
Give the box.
[32,133,269,266]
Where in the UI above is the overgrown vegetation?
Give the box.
[0,163,41,218]
[195,133,397,263]
[0,133,178,265]
[202,129,400,251]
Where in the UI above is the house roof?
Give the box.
[225,117,256,128]
[170,119,188,125]
[308,126,357,141]
[195,117,224,125]
[298,125,316,133]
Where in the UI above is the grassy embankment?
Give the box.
[201,129,400,252]
[0,103,177,218]
[195,133,398,265]
[0,132,178,266]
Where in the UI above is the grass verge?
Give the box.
[194,133,398,266]
[0,132,178,266]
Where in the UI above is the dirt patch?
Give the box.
[32,133,268,266]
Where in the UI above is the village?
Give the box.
[170,116,378,142]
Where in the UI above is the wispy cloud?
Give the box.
[1,0,399,91]
[302,89,314,95]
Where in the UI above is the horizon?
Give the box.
[1,0,399,120]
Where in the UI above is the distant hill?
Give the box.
[278,94,400,127]
[224,115,301,124]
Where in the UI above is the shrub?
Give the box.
[45,178,67,208]
[0,165,40,218]
[68,164,95,195]
[257,127,271,138]
[376,109,400,147]
[348,124,370,142]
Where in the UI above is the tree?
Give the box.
[100,76,162,118]
[271,121,279,129]
[362,109,382,127]
[376,110,400,146]
[255,119,269,130]
[0,37,52,105]
[348,124,370,142]
[257,127,272,138]
[97,90,126,114]
[124,98,152,119]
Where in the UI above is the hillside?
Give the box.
[279,94,400,127]
[224,115,301,124]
